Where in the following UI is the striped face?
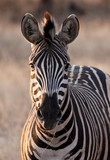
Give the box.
[30,39,70,109]
[29,39,70,129]
[21,12,79,130]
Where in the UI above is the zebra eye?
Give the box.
[29,63,34,69]
[64,63,70,70]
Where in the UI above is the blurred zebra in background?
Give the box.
[21,12,110,160]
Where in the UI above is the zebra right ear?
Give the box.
[58,14,79,45]
[21,13,42,44]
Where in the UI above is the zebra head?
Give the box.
[21,12,79,130]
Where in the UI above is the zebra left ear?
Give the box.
[21,13,42,44]
[58,14,79,45]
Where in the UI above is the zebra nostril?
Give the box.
[37,109,44,121]
[57,110,62,121]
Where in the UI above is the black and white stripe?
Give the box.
[21,65,110,160]
[29,38,69,108]
[21,12,110,160]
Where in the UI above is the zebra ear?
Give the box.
[58,14,79,45]
[21,13,42,44]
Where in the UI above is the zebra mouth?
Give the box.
[39,124,45,131]
[39,121,57,131]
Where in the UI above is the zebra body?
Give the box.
[21,12,110,160]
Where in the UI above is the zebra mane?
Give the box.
[43,11,56,40]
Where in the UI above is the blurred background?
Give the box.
[0,0,110,159]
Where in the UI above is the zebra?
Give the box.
[20,12,110,160]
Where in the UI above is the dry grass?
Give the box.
[0,12,110,160]
[0,61,31,160]
[69,19,110,74]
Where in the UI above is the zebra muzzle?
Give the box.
[36,93,62,130]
